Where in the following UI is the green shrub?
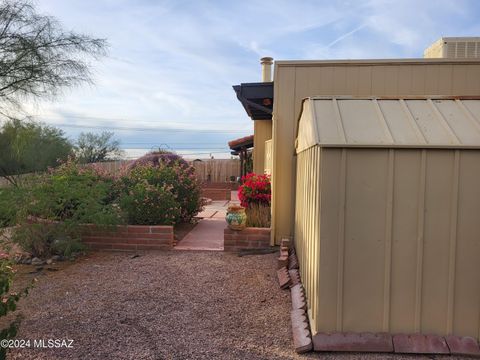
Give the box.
[5,151,203,256]
[119,181,180,225]
[126,155,203,222]
[0,257,33,360]
[0,188,21,228]
[12,223,86,258]
[11,161,121,257]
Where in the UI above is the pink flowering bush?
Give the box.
[3,152,203,256]
[124,152,203,222]
[118,181,180,225]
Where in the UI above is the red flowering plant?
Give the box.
[238,173,271,227]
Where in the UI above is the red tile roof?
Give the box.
[228,134,254,150]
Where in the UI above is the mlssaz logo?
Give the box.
[33,339,74,348]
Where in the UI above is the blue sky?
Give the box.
[30,0,480,158]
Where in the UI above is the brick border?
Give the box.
[223,227,270,251]
[201,188,231,201]
[285,240,480,356]
[81,224,174,251]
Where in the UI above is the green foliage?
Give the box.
[3,152,203,256]
[26,161,118,224]
[11,161,120,257]
[119,181,180,225]
[0,187,24,228]
[127,153,203,222]
[0,119,73,186]
[12,223,86,259]
[0,258,33,360]
[75,131,123,164]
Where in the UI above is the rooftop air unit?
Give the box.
[423,37,480,58]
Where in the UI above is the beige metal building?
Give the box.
[233,39,480,245]
[269,58,480,245]
[232,36,480,345]
[295,96,480,340]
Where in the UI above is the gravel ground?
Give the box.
[6,251,471,360]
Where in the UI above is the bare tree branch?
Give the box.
[0,0,108,114]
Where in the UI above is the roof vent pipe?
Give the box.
[260,57,273,82]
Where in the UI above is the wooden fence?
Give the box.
[0,159,241,187]
[91,159,240,182]
[191,159,240,182]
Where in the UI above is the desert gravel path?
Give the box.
[8,251,469,359]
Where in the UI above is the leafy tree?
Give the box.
[0,119,73,186]
[75,131,123,163]
[0,0,108,114]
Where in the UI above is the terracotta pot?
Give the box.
[225,205,247,231]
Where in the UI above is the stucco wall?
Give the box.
[253,120,272,174]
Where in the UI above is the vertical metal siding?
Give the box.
[294,146,321,334]
[264,139,272,175]
[273,62,480,245]
[295,146,480,339]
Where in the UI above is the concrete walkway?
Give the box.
[175,191,239,251]
[174,218,225,251]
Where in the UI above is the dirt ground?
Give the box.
[4,251,471,360]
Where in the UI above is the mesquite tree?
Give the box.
[0,0,107,113]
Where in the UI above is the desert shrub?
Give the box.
[0,187,24,228]
[10,161,121,257]
[238,173,271,228]
[0,257,33,360]
[126,152,203,222]
[7,152,203,256]
[128,150,189,169]
[119,181,180,225]
[12,222,86,258]
[26,161,118,223]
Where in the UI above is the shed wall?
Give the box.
[273,61,480,244]
[294,146,322,333]
[295,146,480,339]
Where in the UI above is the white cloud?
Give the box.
[27,0,479,158]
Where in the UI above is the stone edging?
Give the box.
[81,224,174,251]
[279,238,480,356]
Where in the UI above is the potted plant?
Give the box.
[237,173,271,228]
[225,205,247,231]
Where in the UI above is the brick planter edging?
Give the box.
[81,224,174,251]
[223,227,270,251]
[282,240,480,356]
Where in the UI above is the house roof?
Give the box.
[232,82,273,120]
[275,57,480,67]
[228,134,254,151]
[296,96,480,153]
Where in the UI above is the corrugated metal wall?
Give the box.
[273,60,480,245]
[264,139,273,175]
[295,146,480,339]
[294,146,322,334]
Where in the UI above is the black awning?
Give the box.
[232,82,273,120]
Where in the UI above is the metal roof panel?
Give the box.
[296,97,480,152]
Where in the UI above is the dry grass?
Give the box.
[246,204,271,228]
